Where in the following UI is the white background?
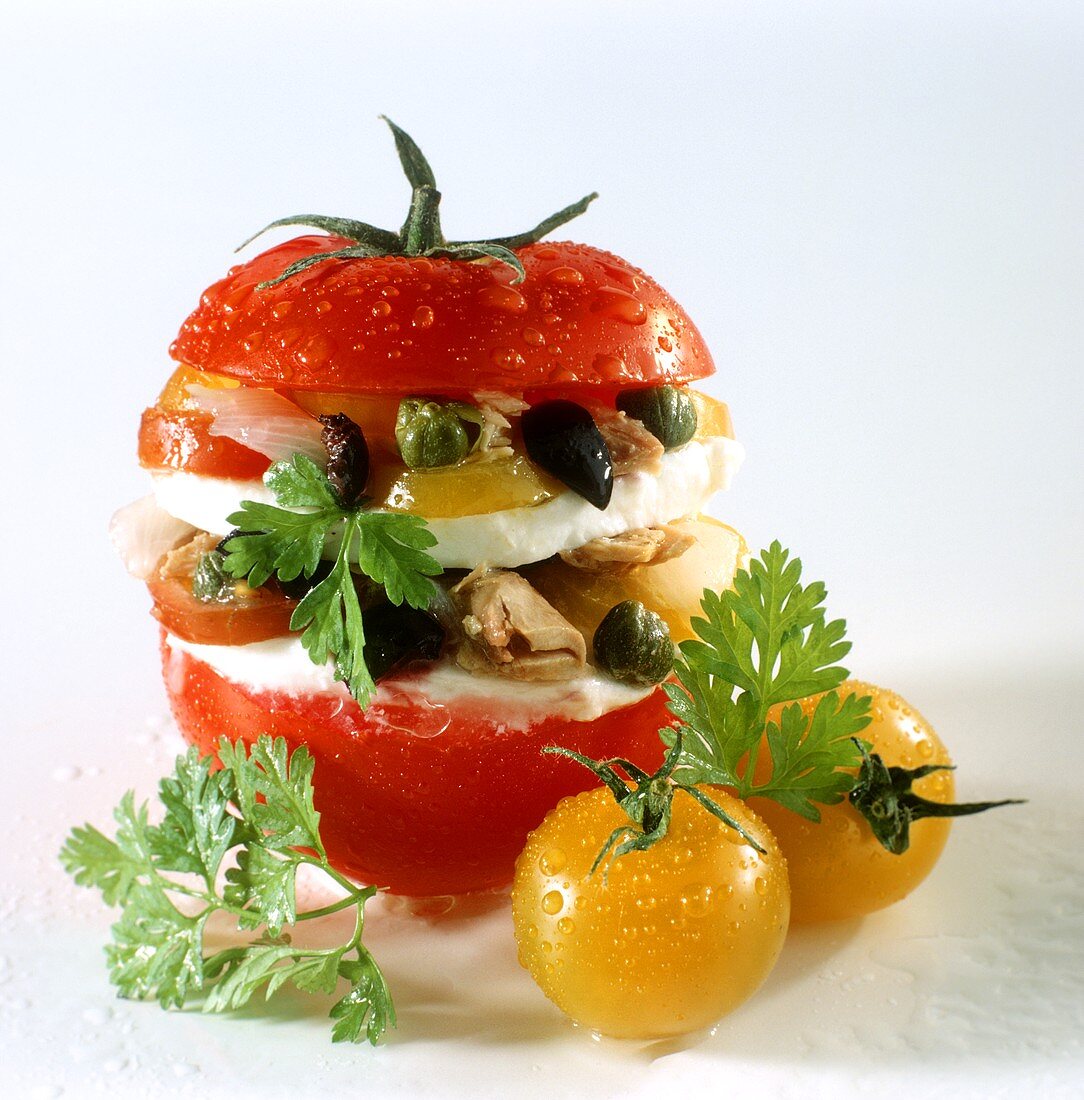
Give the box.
[1,2,1082,1098]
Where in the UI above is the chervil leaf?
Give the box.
[223,844,298,935]
[62,736,395,1045]
[289,524,375,705]
[59,791,153,906]
[666,541,872,816]
[218,736,323,856]
[205,941,350,1003]
[331,955,397,1045]
[355,512,440,609]
[149,748,247,889]
[758,692,871,819]
[106,885,206,1008]
[220,450,443,704]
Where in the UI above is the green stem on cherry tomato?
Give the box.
[849,740,1025,855]
[544,731,765,881]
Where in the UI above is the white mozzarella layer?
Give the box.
[151,435,743,569]
[163,631,653,729]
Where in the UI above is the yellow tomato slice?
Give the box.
[526,516,747,646]
[372,454,564,517]
[689,390,734,440]
[157,365,241,411]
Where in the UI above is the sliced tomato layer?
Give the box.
[162,636,673,896]
[147,571,295,646]
[138,406,271,480]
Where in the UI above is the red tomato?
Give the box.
[138,406,270,479]
[146,574,295,646]
[161,635,672,897]
[170,238,715,396]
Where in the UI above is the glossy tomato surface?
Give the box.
[138,406,271,479]
[161,636,672,897]
[749,680,955,923]
[147,575,295,647]
[170,238,715,395]
[512,785,789,1038]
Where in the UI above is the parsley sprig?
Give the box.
[664,541,873,820]
[60,736,394,1045]
[222,454,442,705]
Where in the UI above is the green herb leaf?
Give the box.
[223,844,298,935]
[218,736,323,856]
[150,747,247,889]
[106,886,207,1008]
[61,737,394,1045]
[331,955,397,1045]
[664,541,872,820]
[222,454,442,704]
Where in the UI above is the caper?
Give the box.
[616,385,697,449]
[593,599,674,686]
[192,550,234,602]
[396,398,472,468]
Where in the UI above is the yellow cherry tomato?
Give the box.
[511,785,789,1039]
[748,680,954,924]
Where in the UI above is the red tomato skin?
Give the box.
[170,239,715,396]
[138,406,271,479]
[146,577,295,647]
[160,635,672,896]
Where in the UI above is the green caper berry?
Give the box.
[593,599,674,686]
[616,385,697,449]
[192,550,233,603]
[395,398,472,468]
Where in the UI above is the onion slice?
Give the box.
[110,495,197,580]
[186,383,326,464]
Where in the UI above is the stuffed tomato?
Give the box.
[111,120,748,896]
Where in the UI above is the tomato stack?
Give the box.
[116,172,752,897]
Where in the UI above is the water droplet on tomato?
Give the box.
[242,331,264,352]
[271,302,293,320]
[479,285,527,313]
[591,287,647,325]
[223,286,252,312]
[592,353,626,380]
[412,305,435,329]
[657,334,673,352]
[599,261,640,290]
[534,246,559,260]
[315,300,333,314]
[539,848,567,875]
[522,326,545,347]
[381,286,400,298]
[297,333,335,368]
[754,876,768,897]
[917,738,934,759]
[372,300,393,318]
[557,917,575,935]
[681,884,714,918]
[547,266,585,286]
[541,890,564,915]
[490,346,525,369]
[277,326,302,349]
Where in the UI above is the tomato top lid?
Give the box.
[170,118,715,396]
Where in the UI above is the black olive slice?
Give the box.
[521,400,613,510]
[362,603,445,682]
[319,413,370,507]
